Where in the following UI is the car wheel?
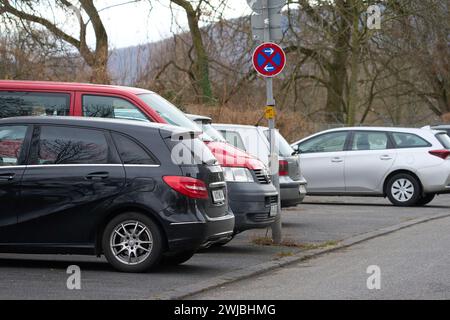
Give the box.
[416,194,435,206]
[386,173,421,207]
[102,212,164,273]
[162,250,196,266]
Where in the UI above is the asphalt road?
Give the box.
[191,215,450,300]
[0,195,449,299]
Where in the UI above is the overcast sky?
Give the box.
[96,0,252,49]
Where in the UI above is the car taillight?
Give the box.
[279,160,289,176]
[429,150,450,160]
[163,176,209,199]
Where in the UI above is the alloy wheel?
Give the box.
[110,221,153,266]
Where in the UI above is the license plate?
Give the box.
[269,204,278,217]
[212,189,225,203]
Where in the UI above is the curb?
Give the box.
[151,212,450,300]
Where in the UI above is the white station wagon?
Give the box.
[291,127,450,206]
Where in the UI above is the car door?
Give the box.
[295,131,349,194]
[344,131,396,194]
[0,125,31,243]
[17,125,126,246]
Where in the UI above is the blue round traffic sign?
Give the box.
[252,42,286,77]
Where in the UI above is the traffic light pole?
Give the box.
[263,0,282,244]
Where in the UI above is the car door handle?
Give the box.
[85,172,109,180]
[0,173,15,181]
[380,155,393,160]
[331,158,344,163]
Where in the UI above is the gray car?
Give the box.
[291,127,450,207]
[212,123,307,208]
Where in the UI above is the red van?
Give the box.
[0,81,279,242]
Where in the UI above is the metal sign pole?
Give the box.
[263,0,282,244]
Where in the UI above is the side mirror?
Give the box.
[291,144,301,155]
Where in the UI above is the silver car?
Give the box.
[291,127,450,206]
[213,124,307,207]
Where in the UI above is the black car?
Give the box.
[0,117,234,272]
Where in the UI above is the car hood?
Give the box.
[205,141,265,170]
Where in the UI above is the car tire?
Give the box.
[416,194,435,206]
[386,173,421,207]
[102,212,164,273]
[162,250,196,266]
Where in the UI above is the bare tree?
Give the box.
[0,0,110,83]
[167,0,229,104]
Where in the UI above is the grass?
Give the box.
[275,251,295,259]
[251,237,339,251]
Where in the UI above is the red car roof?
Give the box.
[0,80,151,95]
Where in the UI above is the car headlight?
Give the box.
[223,167,254,182]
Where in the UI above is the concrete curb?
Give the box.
[151,212,450,300]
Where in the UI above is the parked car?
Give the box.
[187,114,278,237]
[0,81,278,241]
[0,116,235,272]
[291,127,450,206]
[212,123,307,207]
[426,125,450,136]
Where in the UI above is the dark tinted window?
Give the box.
[391,132,430,148]
[436,132,450,149]
[352,131,389,151]
[34,126,109,165]
[299,131,348,153]
[112,133,156,165]
[83,95,149,122]
[0,125,27,166]
[0,92,70,118]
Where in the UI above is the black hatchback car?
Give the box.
[0,117,234,272]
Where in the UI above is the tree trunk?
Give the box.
[346,1,361,126]
[324,0,351,124]
[171,0,214,104]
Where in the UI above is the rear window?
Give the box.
[165,134,217,166]
[391,132,431,148]
[112,133,157,165]
[0,92,70,118]
[436,132,450,149]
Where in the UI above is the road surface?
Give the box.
[191,215,450,300]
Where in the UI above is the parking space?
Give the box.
[0,195,449,299]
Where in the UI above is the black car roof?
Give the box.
[0,116,188,135]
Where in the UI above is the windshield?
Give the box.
[199,123,226,142]
[138,93,202,130]
[264,130,294,157]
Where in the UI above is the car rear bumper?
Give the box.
[165,212,235,252]
[418,161,450,194]
[280,177,307,208]
[227,181,278,232]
